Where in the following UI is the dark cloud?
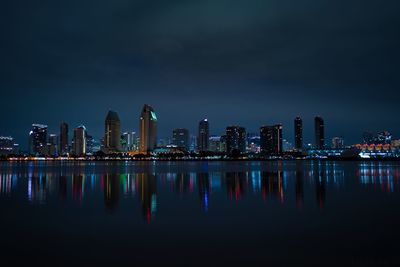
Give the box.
[1,0,399,148]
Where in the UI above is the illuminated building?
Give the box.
[86,133,100,154]
[332,136,344,149]
[172,128,189,150]
[48,134,58,156]
[104,110,121,153]
[139,104,157,153]
[0,136,15,155]
[198,119,209,152]
[121,131,137,151]
[246,133,260,153]
[260,124,283,155]
[294,116,303,150]
[377,131,392,144]
[209,136,222,152]
[59,122,69,155]
[72,125,86,156]
[226,126,246,154]
[103,174,120,211]
[28,124,48,155]
[315,116,325,149]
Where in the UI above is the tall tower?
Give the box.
[294,117,303,150]
[73,125,86,156]
[198,119,209,152]
[172,128,189,150]
[139,104,157,153]
[59,122,69,155]
[226,126,246,154]
[315,116,325,149]
[260,124,283,155]
[104,110,121,153]
[29,124,48,155]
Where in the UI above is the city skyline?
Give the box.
[1,1,399,147]
[1,108,399,153]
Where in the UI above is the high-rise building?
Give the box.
[226,126,246,154]
[246,133,260,153]
[377,131,392,144]
[72,125,86,156]
[209,136,222,152]
[315,116,325,149]
[139,104,157,153]
[172,128,189,150]
[0,136,15,156]
[260,124,283,155]
[331,137,344,149]
[104,110,121,153]
[294,117,303,150]
[121,132,137,151]
[198,119,209,152]
[29,124,48,155]
[59,122,69,155]
[48,134,58,157]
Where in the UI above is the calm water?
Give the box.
[0,160,400,266]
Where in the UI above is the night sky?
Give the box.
[1,0,399,149]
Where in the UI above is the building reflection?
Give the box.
[59,176,67,201]
[103,174,120,212]
[357,162,399,193]
[261,171,284,202]
[225,172,246,200]
[197,173,210,212]
[0,174,17,195]
[137,173,157,222]
[313,164,326,209]
[28,175,47,204]
[72,174,84,202]
[175,173,190,195]
[295,163,304,210]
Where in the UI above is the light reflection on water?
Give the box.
[0,161,399,221]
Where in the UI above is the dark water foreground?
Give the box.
[0,161,399,266]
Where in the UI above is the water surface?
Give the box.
[0,161,399,266]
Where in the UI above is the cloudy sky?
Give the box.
[1,0,399,148]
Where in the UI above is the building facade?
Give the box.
[59,122,69,155]
[172,128,189,150]
[73,125,86,156]
[104,110,121,153]
[260,124,283,155]
[198,119,209,152]
[29,124,48,155]
[226,126,246,154]
[139,104,157,153]
[294,116,303,150]
[315,116,325,149]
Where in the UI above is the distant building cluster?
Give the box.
[2,103,400,159]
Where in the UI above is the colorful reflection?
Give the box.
[1,161,400,221]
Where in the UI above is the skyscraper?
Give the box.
[226,126,246,154]
[29,124,48,155]
[104,110,121,153]
[72,125,86,156]
[260,124,283,155]
[315,116,325,149]
[172,128,189,150]
[48,134,58,157]
[59,122,69,155]
[198,119,209,152]
[139,104,157,153]
[331,137,344,149]
[294,117,303,150]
